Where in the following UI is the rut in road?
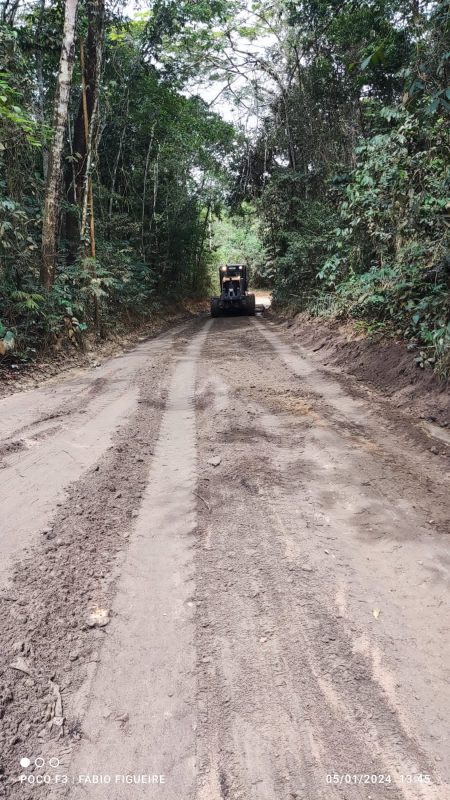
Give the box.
[0,322,200,798]
[0,315,448,800]
[59,321,213,799]
[0,326,183,585]
[193,316,448,800]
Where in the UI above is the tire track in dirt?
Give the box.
[193,316,448,800]
[0,322,202,799]
[55,319,213,799]
[0,325,193,588]
[256,318,450,484]
[2,313,448,800]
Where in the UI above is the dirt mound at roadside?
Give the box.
[0,302,208,400]
[281,313,449,428]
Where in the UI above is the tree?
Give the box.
[41,0,79,289]
[2,0,447,373]
[65,0,105,260]
[2,0,236,352]
[220,1,449,367]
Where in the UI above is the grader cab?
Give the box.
[210,264,256,317]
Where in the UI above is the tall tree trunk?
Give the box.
[1,0,20,26]
[193,201,211,291]
[107,93,129,224]
[141,123,156,259]
[41,0,79,289]
[65,0,104,260]
[35,0,48,180]
[79,40,96,251]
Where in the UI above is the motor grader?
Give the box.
[210,264,256,317]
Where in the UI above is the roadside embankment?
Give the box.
[273,311,449,430]
[0,300,208,399]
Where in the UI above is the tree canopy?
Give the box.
[0,0,449,371]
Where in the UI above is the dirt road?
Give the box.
[0,315,449,800]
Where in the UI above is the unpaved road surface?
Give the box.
[0,315,449,800]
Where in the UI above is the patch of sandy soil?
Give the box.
[0,312,448,800]
[0,320,204,798]
[192,316,449,800]
[254,290,272,310]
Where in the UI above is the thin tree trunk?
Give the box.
[79,40,94,248]
[195,201,211,284]
[108,91,129,223]
[79,0,104,251]
[1,0,20,26]
[78,34,101,330]
[65,0,104,259]
[41,0,79,289]
[149,145,160,240]
[35,0,48,180]
[141,123,156,259]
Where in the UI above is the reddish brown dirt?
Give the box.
[277,313,449,428]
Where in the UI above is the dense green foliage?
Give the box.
[0,1,235,354]
[319,110,449,369]
[212,203,265,286]
[1,0,449,374]
[231,0,450,372]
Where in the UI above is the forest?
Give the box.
[0,0,449,373]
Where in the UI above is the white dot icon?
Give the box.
[20,758,31,769]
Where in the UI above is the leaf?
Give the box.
[360,43,385,71]
[360,55,373,71]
